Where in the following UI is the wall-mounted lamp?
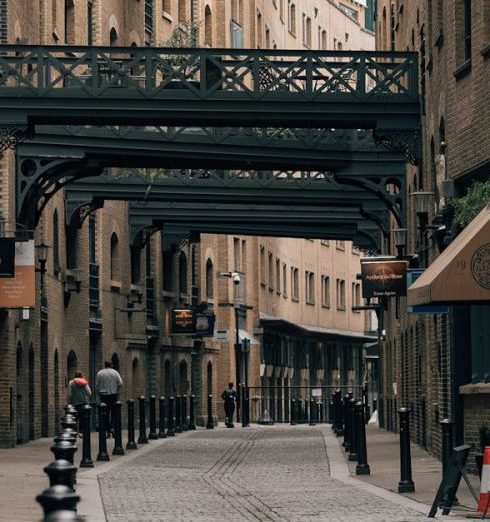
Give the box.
[411,191,434,228]
[63,268,82,307]
[391,228,408,258]
[35,243,49,274]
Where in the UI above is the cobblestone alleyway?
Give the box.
[98,426,430,522]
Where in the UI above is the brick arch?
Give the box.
[108,15,120,41]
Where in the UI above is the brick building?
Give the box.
[376,0,490,469]
[0,0,374,447]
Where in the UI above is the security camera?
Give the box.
[232,273,241,285]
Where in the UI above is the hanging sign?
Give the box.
[171,309,195,334]
[0,240,35,308]
[0,238,15,278]
[195,313,216,337]
[361,259,408,298]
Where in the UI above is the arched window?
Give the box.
[178,252,188,295]
[231,0,241,23]
[178,0,186,24]
[205,258,214,299]
[289,3,296,35]
[204,5,213,46]
[110,232,120,280]
[67,350,78,380]
[179,360,188,395]
[110,27,118,46]
[111,353,120,372]
[65,0,75,44]
[53,210,60,274]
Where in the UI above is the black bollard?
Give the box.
[126,399,137,450]
[43,510,84,522]
[54,432,77,446]
[188,395,196,430]
[112,401,125,455]
[51,441,77,465]
[343,394,351,451]
[138,396,148,444]
[329,392,335,425]
[60,416,78,433]
[290,398,296,425]
[206,394,214,429]
[398,408,415,492]
[148,395,158,439]
[297,398,303,423]
[182,394,188,431]
[334,390,344,436]
[36,485,80,516]
[304,399,309,424]
[79,404,94,467]
[355,401,370,475]
[167,396,176,436]
[175,396,182,433]
[96,403,110,462]
[309,399,316,426]
[348,398,358,462]
[243,387,250,427]
[440,418,454,478]
[44,460,77,490]
[158,396,167,438]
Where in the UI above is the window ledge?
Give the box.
[110,280,122,292]
[162,11,173,23]
[162,290,175,298]
[321,304,330,309]
[288,30,296,38]
[481,44,490,59]
[337,306,346,311]
[459,383,490,395]
[306,301,315,305]
[453,59,471,80]
[291,297,299,303]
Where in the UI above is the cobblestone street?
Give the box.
[98,426,430,522]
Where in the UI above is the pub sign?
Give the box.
[361,259,408,298]
[171,309,195,334]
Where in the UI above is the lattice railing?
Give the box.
[0,46,418,101]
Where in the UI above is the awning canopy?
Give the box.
[408,204,490,306]
[259,312,376,342]
[238,329,260,345]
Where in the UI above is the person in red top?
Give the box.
[68,370,92,433]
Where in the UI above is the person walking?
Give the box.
[95,361,123,437]
[68,370,91,435]
[221,382,237,428]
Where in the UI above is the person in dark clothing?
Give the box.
[221,382,237,428]
[68,370,91,435]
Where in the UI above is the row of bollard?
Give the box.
[36,394,206,521]
[289,398,325,426]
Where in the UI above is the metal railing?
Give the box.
[0,46,418,102]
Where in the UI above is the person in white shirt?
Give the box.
[95,361,123,437]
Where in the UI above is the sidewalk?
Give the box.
[343,424,481,518]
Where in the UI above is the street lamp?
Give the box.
[391,228,408,259]
[411,191,434,267]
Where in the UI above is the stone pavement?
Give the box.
[0,424,478,521]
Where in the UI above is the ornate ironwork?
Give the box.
[0,126,32,152]
[373,128,421,165]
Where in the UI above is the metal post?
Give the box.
[167,396,176,436]
[51,441,77,465]
[398,408,415,493]
[79,404,94,467]
[297,398,303,423]
[126,399,137,450]
[234,304,241,422]
[329,392,335,425]
[241,385,247,428]
[138,396,148,444]
[36,485,80,517]
[355,401,370,475]
[96,403,110,462]
[148,395,158,439]
[44,460,77,490]
[182,394,188,431]
[309,399,316,426]
[343,394,351,451]
[158,396,167,438]
[290,398,296,425]
[440,418,454,478]
[317,401,322,423]
[175,395,182,433]
[188,395,196,430]
[244,386,250,427]
[348,398,358,462]
[335,390,344,436]
[304,398,309,425]
[112,401,125,455]
[206,394,214,429]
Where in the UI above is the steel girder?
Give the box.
[18,126,406,229]
[0,46,419,145]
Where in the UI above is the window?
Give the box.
[265,26,270,48]
[321,275,330,308]
[89,215,96,264]
[205,5,212,46]
[305,271,315,304]
[291,267,299,301]
[163,249,173,292]
[276,258,281,294]
[206,259,214,299]
[320,239,329,247]
[231,0,242,24]
[110,233,120,280]
[352,282,361,311]
[288,2,296,35]
[87,0,94,45]
[52,210,60,274]
[178,0,187,24]
[162,0,171,15]
[280,0,285,22]
[463,0,472,61]
[336,279,345,310]
[178,252,188,295]
[52,0,58,36]
[231,20,244,47]
[64,0,75,44]
[260,245,266,286]
[303,15,311,47]
[130,246,141,284]
[233,237,241,272]
[282,263,288,297]
[257,11,263,47]
[336,240,345,250]
[268,252,274,290]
